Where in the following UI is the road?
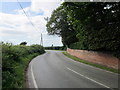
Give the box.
[27,50,119,89]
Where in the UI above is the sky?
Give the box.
[0,0,63,46]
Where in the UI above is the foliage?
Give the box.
[20,42,27,45]
[46,2,120,52]
[69,42,88,50]
[46,5,78,47]
[44,46,66,50]
[46,2,120,59]
[63,2,120,52]
[2,42,45,88]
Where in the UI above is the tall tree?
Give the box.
[46,5,78,47]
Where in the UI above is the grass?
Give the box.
[19,53,40,88]
[63,52,120,74]
[8,53,40,88]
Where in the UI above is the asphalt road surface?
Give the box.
[27,50,119,89]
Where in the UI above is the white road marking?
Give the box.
[66,67,114,90]
[31,65,38,88]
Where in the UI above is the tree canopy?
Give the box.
[20,42,27,45]
[63,2,120,51]
[46,2,120,53]
[46,6,78,47]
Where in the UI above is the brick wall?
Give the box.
[67,48,120,69]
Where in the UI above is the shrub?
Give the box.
[2,42,45,88]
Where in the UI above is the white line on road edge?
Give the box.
[31,65,38,88]
[66,67,114,90]
[66,57,119,75]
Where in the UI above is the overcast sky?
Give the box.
[0,0,63,46]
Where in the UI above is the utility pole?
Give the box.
[40,33,43,46]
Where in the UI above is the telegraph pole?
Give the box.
[40,33,43,46]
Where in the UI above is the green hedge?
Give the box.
[44,46,66,50]
[2,42,45,88]
[69,42,88,50]
[70,42,120,60]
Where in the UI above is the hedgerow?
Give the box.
[2,42,45,88]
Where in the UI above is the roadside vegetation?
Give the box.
[2,42,45,88]
[63,52,120,74]
[44,46,66,50]
[46,2,120,60]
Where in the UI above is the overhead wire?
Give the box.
[17,0,43,46]
[17,0,40,32]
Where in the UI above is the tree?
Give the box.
[46,5,78,47]
[63,2,120,51]
[20,42,27,45]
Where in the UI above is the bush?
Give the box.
[2,42,45,88]
[69,42,120,60]
[69,42,88,50]
[44,46,65,50]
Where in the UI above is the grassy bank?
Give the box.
[63,52,120,74]
[2,42,45,88]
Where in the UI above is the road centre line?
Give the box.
[31,64,38,88]
[66,67,114,90]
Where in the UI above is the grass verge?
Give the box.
[14,53,40,88]
[63,52,120,74]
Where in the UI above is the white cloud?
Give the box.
[0,1,63,46]
[15,7,30,15]
[31,0,62,17]
[16,0,62,17]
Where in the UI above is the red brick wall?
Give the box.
[67,48,120,69]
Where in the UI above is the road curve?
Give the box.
[27,50,119,89]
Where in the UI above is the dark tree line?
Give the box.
[46,2,120,57]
